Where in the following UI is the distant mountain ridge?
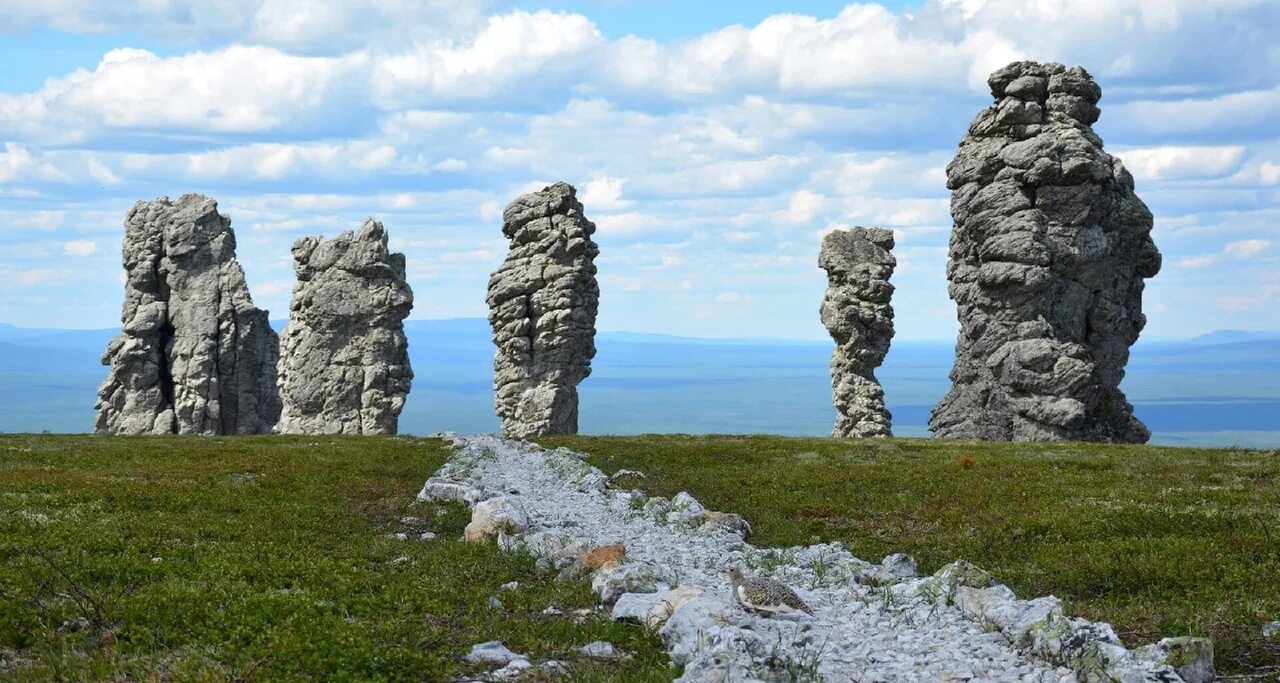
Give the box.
[2,319,1278,447]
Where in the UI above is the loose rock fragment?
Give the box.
[276,219,413,435]
[819,227,896,437]
[487,182,599,438]
[95,194,280,435]
[929,61,1161,443]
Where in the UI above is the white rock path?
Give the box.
[420,435,1212,683]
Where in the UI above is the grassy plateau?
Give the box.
[2,433,1278,679]
[541,435,1280,678]
[0,435,669,681]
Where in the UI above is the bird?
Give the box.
[727,567,814,616]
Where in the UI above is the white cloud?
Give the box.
[786,190,825,224]
[1119,146,1247,181]
[580,175,629,210]
[1225,239,1270,259]
[715,291,745,304]
[0,46,367,140]
[594,212,659,237]
[433,158,468,172]
[0,144,34,183]
[372,10,604,105]
[0,0,493,54]
[1176,254,1219,269]
[62,240,98,257]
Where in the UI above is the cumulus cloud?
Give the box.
[371,10,604,106]
[1119,146,1247,181]
[785,190,825,224]
[62,240,97,256]
[0,0,493,53]
[0,46,368,143]
[580,176,629,210]
[1225,239,1270,259]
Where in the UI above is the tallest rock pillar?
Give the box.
[928,61,1161,443]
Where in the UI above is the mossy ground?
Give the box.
[0,435,670,681]
[4,434,1278,680]
[540,435,1280,679]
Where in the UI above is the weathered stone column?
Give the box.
[929,61,1161,443]
[819,228,896,438]
[95,194,280,435]
[487,182,599,438]
[276,219,413,435]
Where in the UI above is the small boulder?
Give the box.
[464,497,529,543]
[465,641,522,666]
[592,562,667,605]
[701,511,752,539]
[578,641,621,659]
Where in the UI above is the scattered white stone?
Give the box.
[387,532,408,541]
[591,561,668,605]
[611,469,646,479]
[416,479,477,504]
[613,587,705,629]
[878,552,918,580]
[464,641,521,666]
[390,556,408,566]
[1263,620,1280,639]
[418,532,437,541]
[500,581,519,592]
[488,596,504,610]
[428,436,1212,682]
[464,497,529,543]
[578,641,621,659]
[488,657,532,679]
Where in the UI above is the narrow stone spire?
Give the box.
[487,182,599,439]
[819,227,896,438]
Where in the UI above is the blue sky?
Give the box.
[0,0,1277,340]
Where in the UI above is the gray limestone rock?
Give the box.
[929,61,1161,443]
[276,219,413,435]
[819,228,896,437]
[95,194,280,435]
[487,182,599,438]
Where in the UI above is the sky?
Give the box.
[0,0,1277,341]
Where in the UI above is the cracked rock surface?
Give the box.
[486,182,599,438]
[276,219,413,435]
[929,61,1161,443]
[421,436,1211,682]
[95,194,280,435]
[819,228,896,438]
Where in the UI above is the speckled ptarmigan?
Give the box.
[728,567,813,616]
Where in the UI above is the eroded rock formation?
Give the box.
[487,182,599,438]
[95,194,280,435]
[819,228,896,437]
[929,61,1161,443]
[276,219,413,435]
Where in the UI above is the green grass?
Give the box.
[0,434,671,681]
[540,435,1280,678]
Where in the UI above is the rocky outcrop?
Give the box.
[487,182,599,438]
[276,219,413,435]
[929,61,1161,443]
[95,194,280,435]
[819,228,896,437]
